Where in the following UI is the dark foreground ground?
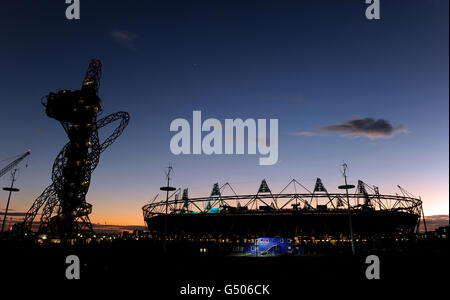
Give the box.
[0,238,447,296]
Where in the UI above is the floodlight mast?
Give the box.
[338,163,356,255]
[1,169,20,232]
[160,166,176,253]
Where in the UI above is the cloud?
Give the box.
[418,215,449,232]
[110,30,138,50]
[34,127,46,136]
[0,212,27,216]
[291,118,409,139]
[319,118,408,139]
[289,131,325,137]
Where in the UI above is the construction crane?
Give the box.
[0,150,30,178]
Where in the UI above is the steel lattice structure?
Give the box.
[22,59,129,237]
[143,178,425,237]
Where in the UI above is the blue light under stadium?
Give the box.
[232,237,294,256]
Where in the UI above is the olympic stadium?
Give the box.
[143,177,425,251]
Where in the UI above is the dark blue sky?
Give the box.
[0,0,448,224]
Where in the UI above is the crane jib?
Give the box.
[0,151,30,178]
